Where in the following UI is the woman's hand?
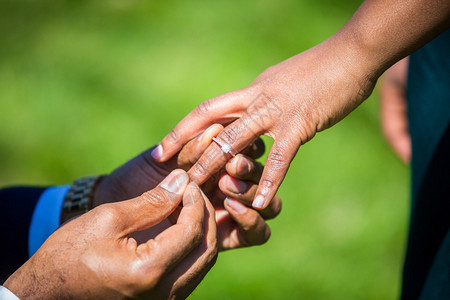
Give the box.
[380,57,411,163]
[152,37,377,209]
[150,0,450,210]
[4,170,217,300]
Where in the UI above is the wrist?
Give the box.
[92,174,112,208]
[324,29,382,88]
[61,175,105,224]
[3,264,48,299]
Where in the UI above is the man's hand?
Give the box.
[200,152,282,250]
[4,170,218,299]
[380,57,411,163]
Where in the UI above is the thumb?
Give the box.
[113,169,189,235]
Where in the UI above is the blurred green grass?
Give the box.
[0,0,409,298]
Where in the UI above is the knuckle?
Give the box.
[141,189,170,209]
[97,204,121,223]
[219,125,239,145]
[242,213,260,232]
[267,149,288,169]
[196,99,213,115]
[286,111,316,144]
[260,177,276,192]
[186,222,204,245]
[193,159,209,178]
[167,129,178,143]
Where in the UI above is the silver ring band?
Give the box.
[212,137,236,157]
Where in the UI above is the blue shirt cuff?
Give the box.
[28,185,70,258]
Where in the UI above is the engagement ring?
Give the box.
[212,137,236,157]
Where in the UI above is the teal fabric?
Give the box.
[421,231,450,300]
[407,30,450,203]
[403,29,450,299]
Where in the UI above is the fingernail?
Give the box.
[252,195,265,209]
[160,170,189,194]
[226,176,247,194]
[197,125,216,144]
[225,197,247,214]
[197,127,210,143]
[151,145,163,160]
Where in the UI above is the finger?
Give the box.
[223,197,271,249]
[158,187,218,299]
[380,84,411,163]
[218,174,257,202]
[112,169,189,234]
[380,57,410,163]
[225,154,264,183]
[218,174,282,220]
[136,183,206,276]
[152,90,249,162]
[240,137,265,159]
[388,130,411,163]
[188,115,265,185]
[252,134,300,209]
[176,124,224,170]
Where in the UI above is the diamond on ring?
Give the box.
[212,137,236,157]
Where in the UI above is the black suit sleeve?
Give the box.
[0,186,46,283]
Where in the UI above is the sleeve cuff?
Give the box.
[0,286,20,300]
[28,185,70,258]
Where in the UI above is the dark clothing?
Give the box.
[0,187,45,283]
[403,29,450,299]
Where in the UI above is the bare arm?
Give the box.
[154,0,450,209]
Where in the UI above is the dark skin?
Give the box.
[5,172,217,299]
[95,123,281,250]
[380,57,411,164]
[4,125,281,299]
[152,0,450,209]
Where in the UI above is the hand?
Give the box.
[198,152,282,250]
[380,57,411,163]
[181,125,281,250]
[152,37,377,209]
[93,124,265,206]
[95,124,281,251]
[4,170,217,300]
[149,0,450,210]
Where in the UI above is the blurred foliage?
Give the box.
[0,0,409,299]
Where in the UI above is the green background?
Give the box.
[0,0,409,298]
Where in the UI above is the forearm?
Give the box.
[332,0,449,80]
